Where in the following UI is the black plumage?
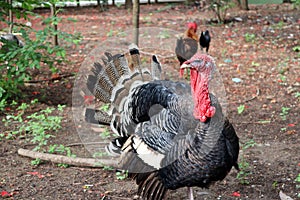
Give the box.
[0,34,24,49]
[85,46,239,200]
[199,30,211,53]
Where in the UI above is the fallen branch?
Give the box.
[18,148,118,168]
[24,73,75,84]
[65,141,108,147]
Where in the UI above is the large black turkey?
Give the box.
[85,46,239,200]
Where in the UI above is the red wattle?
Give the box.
[190,69,215,122]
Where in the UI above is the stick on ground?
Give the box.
[18,148,118,168]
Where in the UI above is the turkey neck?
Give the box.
[190,68,215,122]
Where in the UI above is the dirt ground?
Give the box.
[1,2,300,200]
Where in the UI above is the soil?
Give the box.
[1,2,300,200]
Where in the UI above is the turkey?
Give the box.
[0,34,24,51]
[199,30,210,53]
[175,22,198,65]
[85,45,239,200]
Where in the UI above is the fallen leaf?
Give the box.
[1,191,11,197]
[286,130,296,135]
[51,73,60,79]
[232,191,241,197]
[27,171,44,178]
[288,123,295,127]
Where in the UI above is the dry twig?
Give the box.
[18,148,118,168]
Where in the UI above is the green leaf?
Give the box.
[295,174,300,182]
[237,105,245,114]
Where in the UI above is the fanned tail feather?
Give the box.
[86,45,163,154]
[130,172,168,200]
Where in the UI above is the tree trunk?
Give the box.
[7,0,13,33]
[132,0,139,45]
[125,0,133,9]
[50,3,59,46]
[240,0,249,10]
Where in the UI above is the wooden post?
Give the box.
[8,0,13,33]
[240,0,249,10]
[49,3,59,46]
[132,0,140,46]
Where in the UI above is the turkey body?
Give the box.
[0,34,24,48]
[86,47,239,200]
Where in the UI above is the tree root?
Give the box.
[17,148,118,168]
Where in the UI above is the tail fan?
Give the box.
[151,55,162,80]
[130,172,168,200]
[86,45,163,154]
[85,108,111,125]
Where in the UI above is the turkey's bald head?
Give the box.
[180,53,216,122]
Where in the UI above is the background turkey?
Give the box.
[199,30,211,53]
[85,45,239,200]
[175,22,198,66]
[0,33,24,51]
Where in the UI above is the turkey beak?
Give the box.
[180,63,191,69]
[180,59,192,69]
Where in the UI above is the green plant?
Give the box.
[272,181,278,189]
[47,144,76,167]
[31,158,42,166]
[237,157,250,185]
[279,74,287,82]
[237,104,245,114]
[0,1,81,101]
[2,100,65,151]
[291,0,300,9]
[100,128,111,139]
[242,139,256,150]
[272,21,285,29]
[100,103,110,112]
[209,0,236,23]
[295,173,300,197]
[244,33,256,43]
[293,46,300,52]
[116,170,128,180]
[107,29,114,37]
[251,61,260,67]
[280,106,290,121]
[237,140,256,185]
